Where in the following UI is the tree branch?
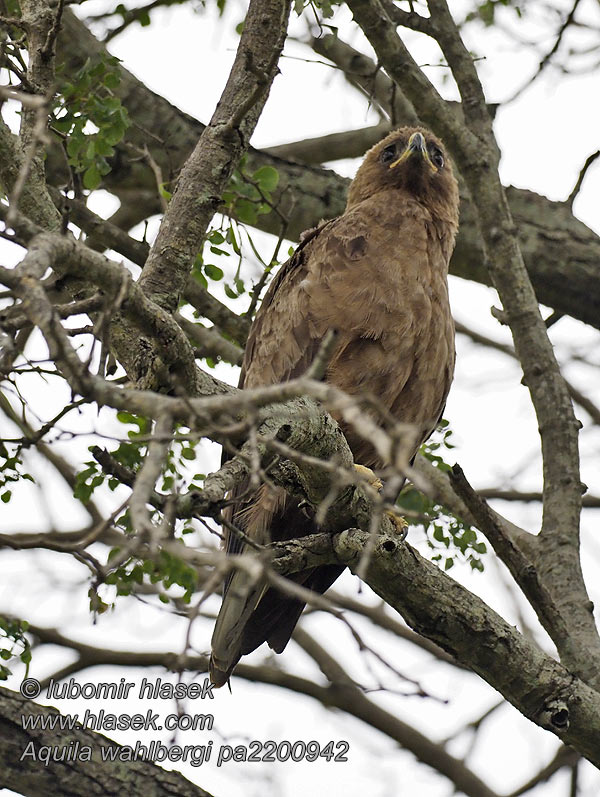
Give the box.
[334,527,600,766]
[18,620,497,797]
[138,0,292,314]
[455,319,600,426]
[0,687,215,797]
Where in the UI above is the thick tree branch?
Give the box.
[265,122,392,163]
[0,687,214,797]
[138,0,292,313]
[334,528,600,767]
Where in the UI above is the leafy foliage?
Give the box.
[398,421,488,572]
[222,158,280,226]
[0,616,31,681]
[191,226,245,301]
[73,415,203,611]
[465,0,523,26]
[189,160,284,337]
[0,442,34,506]
[293,0,339,19]
[104,547,198,604]
[51,55,131,190]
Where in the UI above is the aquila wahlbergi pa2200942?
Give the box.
[210,126,460,687]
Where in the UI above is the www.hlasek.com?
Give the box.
[18,676,349,767]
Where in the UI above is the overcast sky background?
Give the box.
[1,0,600,795]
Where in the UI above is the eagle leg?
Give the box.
[353,464,408,539]
[353,463,383,491]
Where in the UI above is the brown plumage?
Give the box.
[210,127,460,686]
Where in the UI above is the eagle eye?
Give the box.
[380,144,397,164]
[430,146,444,169]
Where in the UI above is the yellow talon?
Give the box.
[354,463,383,492]
[354,464,408,540]
[386,509,408,536]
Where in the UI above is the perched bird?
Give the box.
[210,127,460,686]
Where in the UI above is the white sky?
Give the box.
[1,1,600,796]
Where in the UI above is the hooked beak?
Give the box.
[389,131,438,173]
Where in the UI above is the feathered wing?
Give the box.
[210,191,456,686]
[210,220,338,686]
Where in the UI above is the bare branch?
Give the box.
[456,319,600,426]
[0,390,104,525]
[505,0,584,103]
[567,149,600,209]
[129,413,174,537]
[477,489,600,509]
[17,620,500,797]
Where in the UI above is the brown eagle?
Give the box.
[210,127,459,686]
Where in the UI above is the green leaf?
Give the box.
[95,138,115,157]
[1,491,11,503]
[253,165,279,193]
[104,72,120,89]
[116,411,137,424]
[103,96,122,113]
[432,526,445,542]
[204,264,224,281]
[83,164,102,190]
[193,270,208,289]
[66,135,83,159]
[234,198,258,225]
[104,123,126,146]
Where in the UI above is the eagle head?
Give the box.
[346,126,459,226]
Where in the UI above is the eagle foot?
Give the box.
[353,463,383,492]
[385,509,408,540]
[354,464,408,540]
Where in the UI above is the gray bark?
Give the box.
[0,687,214,797]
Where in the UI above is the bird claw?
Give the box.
[385,509,408,541]
[354,464,408,541]
[353,463,383,492]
